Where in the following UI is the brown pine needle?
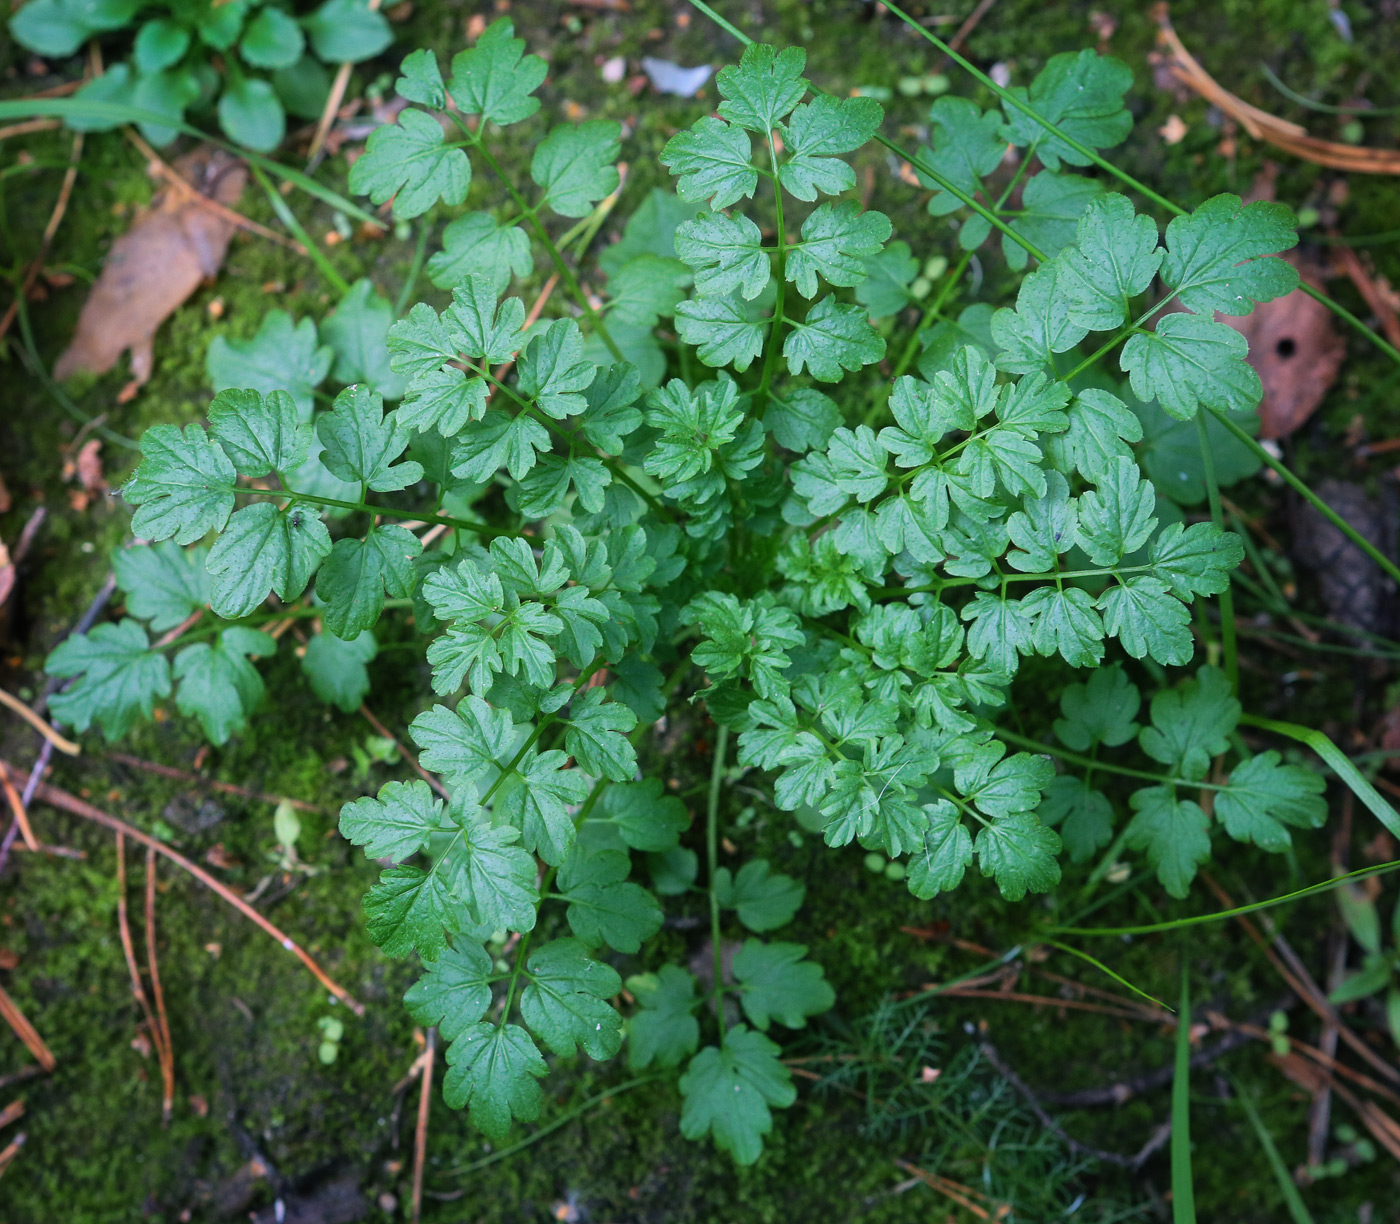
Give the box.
[0,985,55,1074]
[411,1028,436,1224]
[145,848,176,1124]
[115,833,167,1109]
[0,1100,23,1130]
[0,689,80,756]
[0,763,39,852]
[3,761,365,1016]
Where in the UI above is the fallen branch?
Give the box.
[0,984,55,1074]
[2,762,365,1016]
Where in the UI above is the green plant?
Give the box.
[1329,878,1400,1044]
[41,14,1400,1168]
[9,0,391,151]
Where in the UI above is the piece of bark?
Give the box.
[55,148,246,387]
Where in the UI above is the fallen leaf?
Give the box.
[54,148,247,389]
[1221,253,1344,439]
[1158,114,1188,144]
[74,439,106,494]
[640,57,713,97]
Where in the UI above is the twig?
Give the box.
[145,848,176,1124]
[122,129,305,254]
[0,119,61,141]
[0,763,38,853]
[0,985,56,1073]
[489,275,560,387]
[151,609,203,649]
[0,1100,23,1130]
[0,129,82,342]
[411,1028,436,1224]
[359,705,450,800]
[0,1132,23,1178]
[106,752,329,815]
[977,1041,1162,1169]
[0,689,80,756]
[3,762,365,1016]
[115,834,167,1113]
[930,0,1000,71]
[306,0,383,166]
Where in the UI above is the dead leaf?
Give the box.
[1157,10,1400,174]
[74,440,105,494]
[1221,253,1344,439]
[54,148,247,389]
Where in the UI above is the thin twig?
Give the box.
[115,833,166,1108]
[359,705,450,800]
[0,763,38,853]
[0,129,82,342]
[145,847,175,1124]
[0,689,80,756]
[0,1132,23,1177]
[0,119,61,141]
[306,0,383,166]
[411,1028,436,1224]
[106,752,329,815]
[489,275,560,387]
[894,1159,993,1217]
[0,1100,23,1130]
[4,763,365,1015]
[930,0,999,71]
[0,985,56,1073]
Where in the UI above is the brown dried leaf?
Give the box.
[1221,254,1344,439]
[54,148,247,388]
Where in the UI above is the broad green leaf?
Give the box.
[608,254,690,326]
[410,696,515,790]
[112,541,209,633]
[564,688,638,781]
[1005,471,1077,572]
[856,240,919,316]
[123,424,236,545]
[593,778,687,852]
[1139,666,1239,782]
[520,938,623,1058]
[559,849,664,952]
[1002,171,1104,271]
[302,629,376,713]
[531,120,621,218]
[1121,313,1261,420]
[626,965,700,1070]
[1133,398,1260,506]
[733,940,834,1030]
[172,624,270,739]
[1053,663,1139,749]
[517,319,596,418]
[218,77,284,153]
[1098,575,1193,665]
[444,276,527,363]
[1125,785,1211,898]
[315,524,422,639]
[1077,456,1157,565]
[1002,49,1132,170]
[714,859,804,932]
[1162,194,1299,316]
[441,1023,546,1141]
[661,117,759,210]
[783,296,885,381]
[675,211,769,300]
[47,620,171,739]
[990,261,1089,375]
[1059,193,1162,329]
[135,17,191,72]
[777,95,882,200]
[765,388,839,453]
[428,212,532,293]
[395,47,445,108]
[348,108,469,220]
[316,385,424,492]
[322,279,407,400]
[1053,387,1142,482]
[679,1027,796,1166]
[454,817,540,933]
[1216,751,1326,851]
[1038,775,1114,863]
[787,201,890,299]
[974,813,1062,901]
[497,749,589,865]
[301,0,391,63]
[340,777,447,860]
[915,96,1004,216]
[206,502,331,618]
[906,799,973,898]
[405,942,493,1040]
[1149,522,1244,598]
[209,388,309,477]
[207,311,331,421]
[447,17,546,126]
[716,43,808,132]
[962,592,1033,676]
[674,294,766,371]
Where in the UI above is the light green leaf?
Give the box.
[675,211,769,300]
[520,938,623,1058]
[974,813,1062,901]
[395,47,445,108]
[990,261,1089,375]
[339,778,447,860]
[113,541,209,633]
[209,388,309,477]
[1059,193,1162,329]
[608,254,690,326]
[322,279,407,400]
[123,424,237,545]
[661,116,758,210]
[1077,455,1157,565]
[315,524,422,639]
[405,942,493,1040]
[172,627,272,744]
[674,294,766,371]
[206,501,331,618]
[498,749,589,865]
[783,296,885,381]
[517,319,596,418]
[1125,785,1211,898]
[1053,663,1139,749]
[914,96,1004,215]
[777,95,882,200]
[428,212,532,293]
[626,965,700,1070]
[447,17,546,126]
[1216,751,1326,851]
[679,1027,796,1166]
[1162,193,1299,316]
[1002,171,1104,271]
[716,43,809,132]
[531,120,621,218]
[348,107,469,220]
[856,240,919,316]
[787,201,890,298]
[906,800,973,898]
[1149,522,1244,598]
[1038,775,1113,863]
[441,1023,546,1142]
[1002,49,1132,170]
[1098,575,1193,665]
[564,688,637,781]
[1121,313,1261,420]
[47,620,171,740]
[302,629,376,713]
[316,385,423,492]
[410,696,516,790]
[733,940,834,1030]
[715,859,804,931]
[1138,665,1239,782]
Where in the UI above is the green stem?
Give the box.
[272,490,503,537]
[1205,407,1400,589]
[754,134,789,415]
[995,728,1231,790]
[396,221,432,317]
[706,724,731,1046]
[1195,413,1237,693]
[248,162,350,297]
[464,130,624,361]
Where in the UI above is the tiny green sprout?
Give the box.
[317,1015,346,1065]
[1267,1009,1289,1057]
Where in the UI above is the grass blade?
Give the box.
[1172,965,1197,1224]
[1231,1076,1316,1224]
